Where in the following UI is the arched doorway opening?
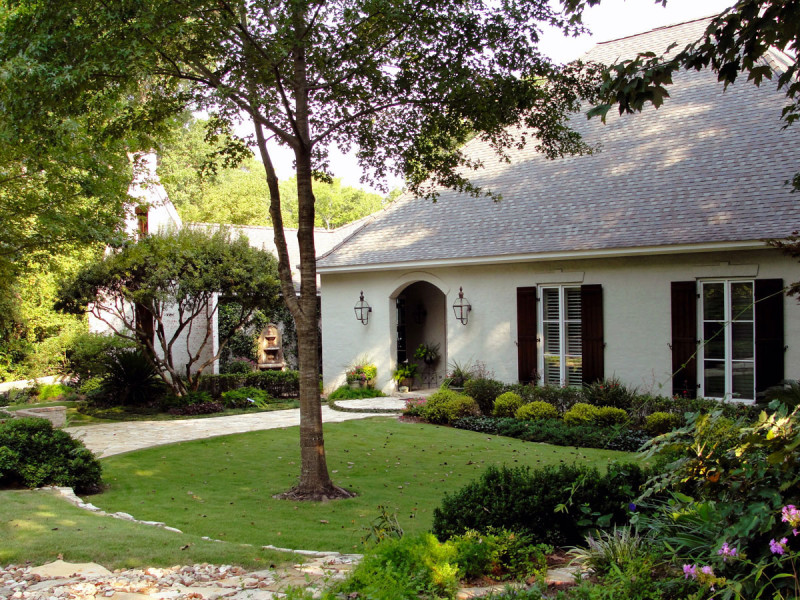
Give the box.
[394,281,447,389]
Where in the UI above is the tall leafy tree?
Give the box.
[1,0,598,499]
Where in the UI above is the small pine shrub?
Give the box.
[593,406,630,426]
[221,386,271,408]
[583,377,638,409]
[0,418,102,493]
[493,392,524,418]
[515,401,559,421]
[644,411,683,435]
[563,402,599,425]
[463,378,505,415]
[421,389,480,424]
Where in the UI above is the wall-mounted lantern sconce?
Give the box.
[413,303,427,325]
[452,287,471,325]
[354,291,372,325]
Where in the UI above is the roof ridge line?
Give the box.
[592,13,720,48]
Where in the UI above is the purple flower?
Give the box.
[628,503,637,512]
[683,564,697,580]
[718,542,738,561]
[701,565,714,576]
[770,538,789,555]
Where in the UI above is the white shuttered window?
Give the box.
[540,286,582,387]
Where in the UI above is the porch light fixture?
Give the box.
[354,291,372,325]
[452,287,471,325]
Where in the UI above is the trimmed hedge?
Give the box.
[0,418,102,494]
[493,392,525,418]
[432,463,648,546]
[515,401,559,421]
[451,416,651,452]
[421,389,480,424]
[197,369,300,398]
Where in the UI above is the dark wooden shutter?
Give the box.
[671,281,697,398]
[755,278,784,394]
[517,287,538,384]
[581,284,604,384]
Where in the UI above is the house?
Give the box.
[316,17,800,402]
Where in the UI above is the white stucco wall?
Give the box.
[320,248,800,396]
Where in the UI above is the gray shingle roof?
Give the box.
[317,17,800,270]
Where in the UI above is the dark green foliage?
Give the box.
[643,411,683,435]
[0,418,102,493]
[420,389,480,424]
[100,349,166,407]
[506,384,584,414]
[432,463,647,546]
[515,401,559,421]
[452,416,651,452]
[161,390,214,410]
[328,386,386,400]
[220,387,271,409]
[464,378,505,415]
[492,392,524,418]
[197,370,300,398]
[451,529,551,582]
[62,333,136,384]
[167,401,224,416]
[763,379,800,409]
[224,358,256,375]
[582,378,638,410]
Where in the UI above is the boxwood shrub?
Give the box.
[0,418,102,494]
[421,389,480,424]
[197,369,300,398]
[515,401,559,421]
[492,392,524,418]
[432,463,648,546]
[463,378,505,415]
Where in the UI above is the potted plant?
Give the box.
[414,342,440,365]
[392,362,419,391]
[346,363,377,389]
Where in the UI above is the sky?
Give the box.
[261,0,736,193]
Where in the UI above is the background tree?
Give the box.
[55,229,282,396]
[1,0,598,499]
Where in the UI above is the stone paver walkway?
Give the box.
[66,405,398,458]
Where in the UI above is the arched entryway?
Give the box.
[393,281,447,388]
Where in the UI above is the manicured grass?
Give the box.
[96,417,637,553]
[0,489,296,569]
[3,400,300,426]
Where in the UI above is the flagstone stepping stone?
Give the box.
[29,560,112,578]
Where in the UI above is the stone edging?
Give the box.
[48,486,360,559]
[326,399,405,414]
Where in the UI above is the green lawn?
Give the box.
[95,417,637,553]
[0,489,296,569]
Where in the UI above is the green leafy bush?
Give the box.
[0,418,102,493]
[336,533,460,600]
[78,376,104,399]
[582,377,638,409]
[167,401,224,416]
[225,357,257,374]
[37,383,77,402]
[161,390,213,411]
[493,392,524,418]
[62,332,136,384]
[451,529,551,582]
[563,402,599,425]
[100,349,165,406]
[432,463,648,546]
[593,406,629,426]
[452,416,651,452]
[328,386,386,400]
[515,401,559,421]
[420,389,480,424]
[464,377,505,415]
[221,386,271,408]
[510,384,583,414]
[643,411,683,435]
[197,370,300,398]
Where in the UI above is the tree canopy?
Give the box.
[1,0,599,499]
[56,228,282,396]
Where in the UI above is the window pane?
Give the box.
[565,288,581,321]
[703,283,725,321]
[732,322,754,360]
[566,322,582,355]
[732,362,755,400]
[543,288,560,321]
[544,355,561,385]
[703,322,725,359]
[566,356,582,386]
[544,322,560,354]
[704,360,726,397]
[731,282,754,321]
